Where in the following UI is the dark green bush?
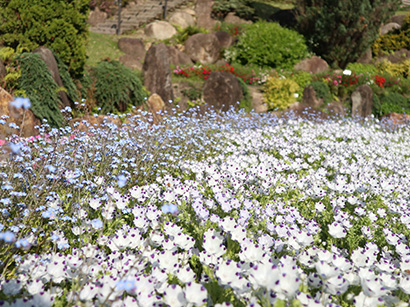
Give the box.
[225,21,309,70]
[212,0,255,20]
[373,91,410,117]
[14,53,64,128]
[90,60,148,114]
[0,0,89,77]
[52,51,80,104]
[308,81,333,104]
[295,0,401,68]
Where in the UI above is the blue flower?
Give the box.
[10,97,31,109]
[91,218,103,230]
[117,175,127,188]
[0,231,16,243]
[161,204,179,215]
[116,280,137,292]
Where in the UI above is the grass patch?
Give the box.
[86,32,125,67]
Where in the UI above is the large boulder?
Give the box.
[119,54,143,71]
[224,12,252,24]
[248,85,267,113]
[357,48,372,64]
[326,101,346,117]
[294,56,329,74]
[213,31,233,49]
[203,72,243,112]
[380,22,401,35]
[87,7,107,27]
[118,37,146,60]
[351,85,373,118]
[195,0,217,30]
[143,43,174,104]
[390,14,407,26]
[144,21,177,40]
[0,88,41,139]
[32,47,70,107]
[169,11,195,29]
[184,33,221,65]
[302,86,324,109]
[166,46,193,66]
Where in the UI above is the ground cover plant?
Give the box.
[0,99,409,306]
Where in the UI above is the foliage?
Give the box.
[173,63,270,85]
[214,22,245,37]
[225,21,308,70]
[168,25,209,45]
[14,53,64,127]
[373,91,410,117]
[0,0,89,77]
[308,81,333,104]
[295,0,401,68]
[287,70,313,98]
[345,63,379,76]
[263,76,300,110]
[212,0,255,20]
[376,59,410,78]
[237,76,253,112]
[372,13,410,55]
[89,59,148,114]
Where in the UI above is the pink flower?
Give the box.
[0,140,6,146]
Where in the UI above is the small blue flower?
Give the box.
[91,218,103,230]
[0,231,16,243]
[15,238,30,249]
[118,175,127,188]
[10,97,31,109]
[116,280,137,292]
[161,204,179,215]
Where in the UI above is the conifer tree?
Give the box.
[0,0,89,77]
[294,0,401,68]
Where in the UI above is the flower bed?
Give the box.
[0,105,409,306]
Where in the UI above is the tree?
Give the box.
[0,0,90,77]
[294,0,401,68]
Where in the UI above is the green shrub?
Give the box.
[295,0,401,68]
[169,25,208,45]
[345,63,379,76]
[225,21,308,70]
[212,0,254,20]
[288,70,313,98]
[373,91,410,117]
[376,59,410,78]
[90,60,148,114]
[372,13,410,55]
[308,81,333,104]
[14,53,64,128]
[0,0,89,77]
[237,76,253,112]
[52,51,80,104]
[263,76,300,110]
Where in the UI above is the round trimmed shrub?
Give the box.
[225,21,309,70]
[263,76,300,110]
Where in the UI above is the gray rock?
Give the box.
[302,86,324,108]
[166,46,193,66]
[203,72,243,112]
[143,43,174,104]
[224,12,252,24]
[351,85,373,118]
[213,31,233,49]
[88,7,107,27]
[195,0,217,30]
[119,54,143,71]
[169,11,195,29]
[294,56,329,74]
[357,48,372,64]
[32,47,70,107]
[118,37,145,60]
[144,21,177,40]
[380,22,401,35]
[185,33,221,65]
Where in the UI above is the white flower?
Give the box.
[185,282,208,306]
[203,229,226,257]
[343,69,352,75]
[328,222,347,238]
[164,284,187,306]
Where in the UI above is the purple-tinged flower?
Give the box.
[10,97,31,109]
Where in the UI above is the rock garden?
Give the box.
[0,0,409,306]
